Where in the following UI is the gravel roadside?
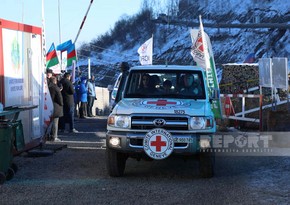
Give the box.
[1,116,290,205]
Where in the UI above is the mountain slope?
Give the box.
[77,0,289,87]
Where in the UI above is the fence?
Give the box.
[220,93,263,130]
[92,87,110,116]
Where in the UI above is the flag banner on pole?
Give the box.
[190,16,222,119]
[137,37,153,65]
[190,30,207,69]
[46,43,59,69]
[61,50,68,71]
[56,39,73,51]
[67,44,77,67]
[71,60,76,83]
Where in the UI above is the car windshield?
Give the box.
[124,70,206,99]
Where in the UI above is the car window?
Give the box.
[124,70,206,99]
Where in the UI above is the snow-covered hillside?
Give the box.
[77,0,289,87]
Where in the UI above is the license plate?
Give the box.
[174,137,193,143]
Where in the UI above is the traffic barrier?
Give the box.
[224,96,232,117]
[220,94,263,131]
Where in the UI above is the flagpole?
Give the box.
[58,0,62,44]
[74,0,94,44]
[58,0,63,71]
[41,0,46,70]
[199,15,210,86]
[21,0,24,23]
[151,34,154,65]
[199,16,210,69]
[41,0,45,136]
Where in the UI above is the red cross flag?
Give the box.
[137,37,153,65]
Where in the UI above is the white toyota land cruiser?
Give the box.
[106,64,218,178]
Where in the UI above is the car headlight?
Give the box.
[190,117,206,129]
[190,117,213,130]
[108,115,131,128]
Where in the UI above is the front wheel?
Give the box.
[199,150,215,178]
[6,167,15,181]
[106,148,127,177]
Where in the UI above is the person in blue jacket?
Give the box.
[76,77,88,119]
[87,75,96,117]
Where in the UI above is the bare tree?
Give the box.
[141,0,180,18]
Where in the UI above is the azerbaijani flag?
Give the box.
[56,39,73,51]
[67,44,77,67]
[46,43,59,68]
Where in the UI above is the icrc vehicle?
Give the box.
[106,64,218,178]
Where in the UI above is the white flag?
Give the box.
[137,37,153,65]
[190,16,210,71]
[190,16,223,119]
[71,60,76,83]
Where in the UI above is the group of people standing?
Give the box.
[74,75,96,118]
[46,69,97,141]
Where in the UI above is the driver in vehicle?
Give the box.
[180,73,203,96]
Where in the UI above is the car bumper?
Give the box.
[106,131,213,155]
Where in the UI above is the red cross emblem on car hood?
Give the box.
[147,100,177,106]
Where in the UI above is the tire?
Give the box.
[11,163,18,173]
[6,167,15,181]
[106,148,127,177]
[199,150,215,178]
[0,172,6,185]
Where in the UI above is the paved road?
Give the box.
[1,116,290,205]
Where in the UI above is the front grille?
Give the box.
[131,115,188,130]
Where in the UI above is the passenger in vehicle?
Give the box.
[138,73,157,94]
[150,75,161,88]
[179,74,203,96]
[162,80,173,93]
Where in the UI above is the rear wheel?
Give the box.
[0,172,6,185]
[106,148,127,177]
[199,151,215,178]
[11,163,18,173]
